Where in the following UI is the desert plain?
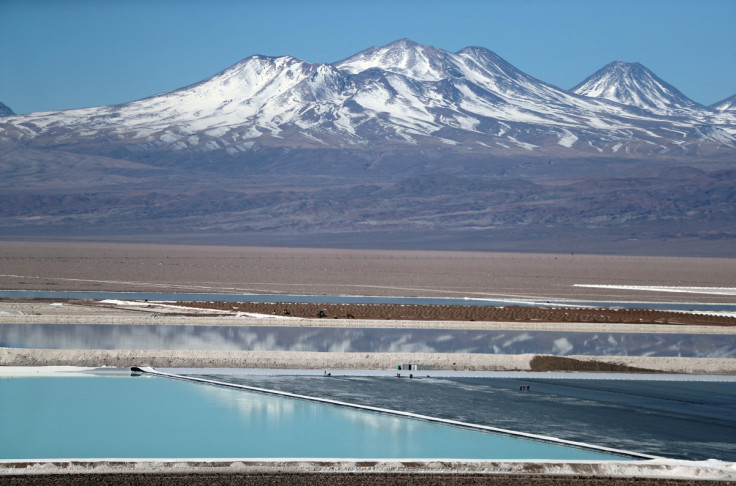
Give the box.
[2,240,736,302]
[1,240,736,373]
[2,241,736,484]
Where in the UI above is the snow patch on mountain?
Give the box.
[557,129,578,147]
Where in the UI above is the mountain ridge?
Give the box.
[0,40,734,254]
[712,93,736,112]
[2,39,733,159]
[0,102,14,117]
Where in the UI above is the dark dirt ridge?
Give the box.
[0,474,725,486]
[174,301,736,327]
[529,356,657,373]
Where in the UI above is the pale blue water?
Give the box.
[209,373,736,461]
[0,374,627,461]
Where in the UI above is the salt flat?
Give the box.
[2,241,735,374]
[1,241,735,303]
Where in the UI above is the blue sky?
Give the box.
[1,0,734,114]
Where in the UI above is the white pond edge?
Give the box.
[1,458,736,480]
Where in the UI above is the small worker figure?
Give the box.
[409,374,413,379]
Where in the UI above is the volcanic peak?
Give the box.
[571,61,702,114]
[711,93,736,112]
[0,101,14,117]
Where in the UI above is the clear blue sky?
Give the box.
[1,0,734,114]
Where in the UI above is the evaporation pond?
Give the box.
[0,374,625,460]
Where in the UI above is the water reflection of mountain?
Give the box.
[1,324,734,358]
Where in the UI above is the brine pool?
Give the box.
[3,323,735,357]
[0,370,633,461]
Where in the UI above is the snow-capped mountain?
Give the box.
[0,39,734,160]
[1,40,735,252]
[0,102,14,117]
[571,61,703,116]
[712,93,736,112]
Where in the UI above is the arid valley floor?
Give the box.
[2,241,736,484]
[2,241,735,302]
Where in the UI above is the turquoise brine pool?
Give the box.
[0,373,627,461]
